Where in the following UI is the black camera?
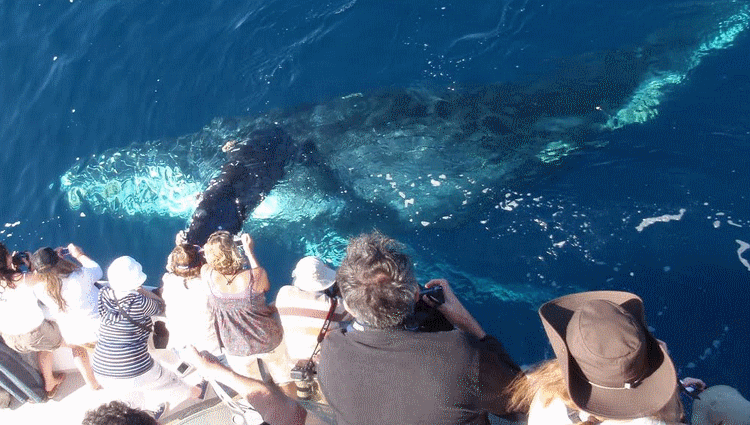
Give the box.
[419,285,445,306]
[290,359,317,399]
[404,285,452,333]
[290,359,316,381]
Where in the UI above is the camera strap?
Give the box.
[303,297,338,370]
[111,289,153,333]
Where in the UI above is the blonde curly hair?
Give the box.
[203,231,244,276]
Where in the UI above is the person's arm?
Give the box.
[183,346,306,425]
[175,230,187,246]
[66,243,103,281]
[137,287,165,316]
[241,234,270,293]
[423,279,486,339]
[424,279,523,416]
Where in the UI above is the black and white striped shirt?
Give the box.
[92,287,163,378]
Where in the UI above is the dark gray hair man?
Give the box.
[334,232,418,329]
[318,231,523,425]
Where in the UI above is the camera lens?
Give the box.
[295,380,313,400]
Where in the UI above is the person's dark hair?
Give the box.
[336,231,419,329]
[82,401,158,425]
[0,242,20,289]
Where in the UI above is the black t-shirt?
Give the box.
[318,327,521,425]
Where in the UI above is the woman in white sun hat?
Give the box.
[275,256,351,363]
[92,256,201,415]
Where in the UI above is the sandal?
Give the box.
[46,373,66,400]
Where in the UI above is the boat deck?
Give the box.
[0,348,217,425]
[0,347,521,425]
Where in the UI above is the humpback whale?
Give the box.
[58,4,750,303]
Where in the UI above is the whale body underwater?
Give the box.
[60,5,750,303]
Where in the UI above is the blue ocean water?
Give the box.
[1,0,749,406]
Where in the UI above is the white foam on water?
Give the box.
[736,239,750,271]
[635,208,686,232]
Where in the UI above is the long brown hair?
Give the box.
[504,359,683,424]
[203,231,243,276]
[31,247,80,312]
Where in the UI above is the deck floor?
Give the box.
[0,349,213,425]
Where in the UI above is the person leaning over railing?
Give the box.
[201,231,290,387]
[274,256,350,366]
[30,244,102,390]
[92,256,201,416]
[504,290,701,425]
[160,243,221,355]
[317,230,524,425]
[0,241,65,399]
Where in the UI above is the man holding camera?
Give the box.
[318,231,523,425]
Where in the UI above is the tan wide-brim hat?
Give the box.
[292,256,336,293]
[692,385,750,425]
[539,291,678,419]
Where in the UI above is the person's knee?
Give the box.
[692,385,750,425]
[71,345,87,358]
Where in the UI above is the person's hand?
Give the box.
[175,230,187,246]
[423,279,461,315]
[241,233,254,251]
[11,251,31,271]
[66,243,84,258]
[681,377,707,392]
[423,279,486,339]
[182,346,225,380]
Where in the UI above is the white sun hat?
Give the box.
[107,256,147,294]
[292,256,336,293]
